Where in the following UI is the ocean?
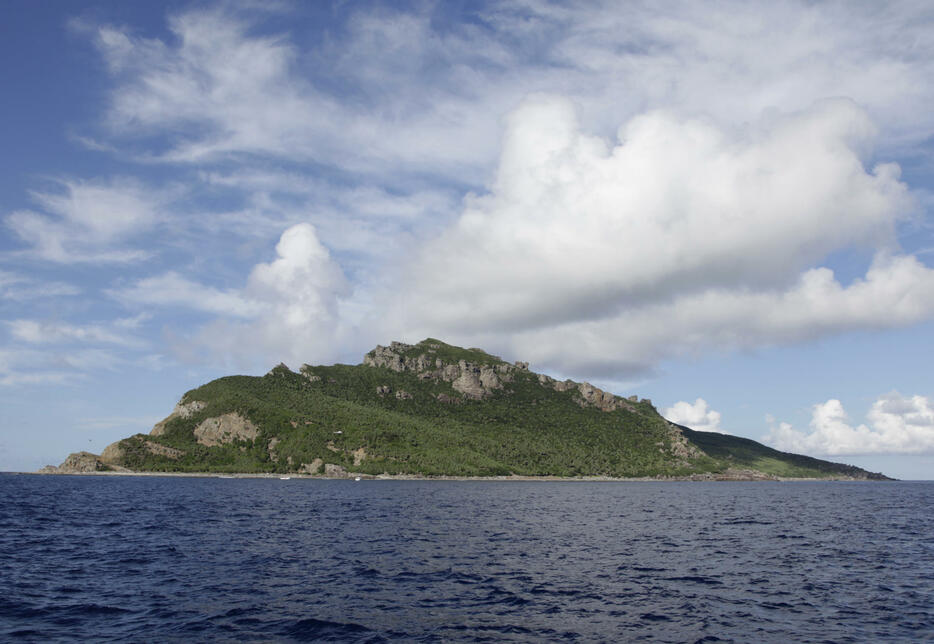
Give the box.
[1,474,932,642]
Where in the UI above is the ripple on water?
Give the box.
[1,476,933,642]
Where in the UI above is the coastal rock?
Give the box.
[302,459,323,474]
[193,413,259,447]
[53,451,105,473]
[324,463,347,477]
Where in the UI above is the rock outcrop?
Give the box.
[362,343,513,400]
[665,422,704,465]
[151,399,207,436]
[193,413,258,447]
[41,451,105,473]
[100,440,126,464]
[361,339,652,410]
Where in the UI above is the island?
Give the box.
[42,339,890,480]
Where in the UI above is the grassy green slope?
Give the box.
[677,426,889,479]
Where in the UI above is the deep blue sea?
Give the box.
[1,475,932,643]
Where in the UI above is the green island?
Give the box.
[43,339,889,480]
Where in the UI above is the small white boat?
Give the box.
[354,476,361,481]
[280,476,291,480]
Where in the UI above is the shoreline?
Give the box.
[18,470,881,482]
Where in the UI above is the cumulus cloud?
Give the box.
[764,393,934,455]
[383,96,929,376]
[114,223,350,369]
[46,2,934,381]
[664,398,724,433]
[5,179,167,263]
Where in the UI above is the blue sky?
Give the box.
[3,0,934,478]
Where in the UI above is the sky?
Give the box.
[2,0,934,479]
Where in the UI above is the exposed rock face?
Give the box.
[193,413,259,447]
[361,340,656,411]
[539,373,645,413]
[395,390,413,400]
[268,437,280,462]
[452,369,485,399]
[151,399,207,436]
[364,343,510,400]
[352,447,367,466]
[666,423,704,463]
[575,382,633,412]
[363,341,414,372]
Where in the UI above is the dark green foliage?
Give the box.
[115,338,886,479]
[678,426,890,480]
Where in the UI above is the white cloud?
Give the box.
[7,320,137,347]
[86,2,934,177]
[47,2,934,381]
[115,223,350,369]
[0,347,123,386]
[0,271,80,300]
[5,178,167,263]
[664,398,724,433]
[764,393,934,455]
[113,272,259,318]
[382,97,927,377]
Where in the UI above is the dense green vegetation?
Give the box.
[107,339,887,479]
[677,427,886,479]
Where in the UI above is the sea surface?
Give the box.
[1,475,932,643]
